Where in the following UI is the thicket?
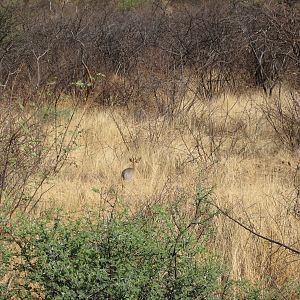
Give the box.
[0,192,221,299]
[0,0,299,104]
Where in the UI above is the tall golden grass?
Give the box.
[43,90,300,287]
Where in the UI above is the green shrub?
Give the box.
[0,202,223,299]
[1,189,299,299]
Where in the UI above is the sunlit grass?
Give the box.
[42,91,300,286]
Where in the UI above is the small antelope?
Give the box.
[121,157,141,182]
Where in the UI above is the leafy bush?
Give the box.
[1,189,299,299]
[0,196,223,299]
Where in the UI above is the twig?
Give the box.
[211,201,300,255]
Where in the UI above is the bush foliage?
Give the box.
[0,188,299,299]
[0,194,224,299]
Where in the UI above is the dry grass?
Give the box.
[41,90,300,287]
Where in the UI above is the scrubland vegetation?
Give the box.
[1,0,300,298]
